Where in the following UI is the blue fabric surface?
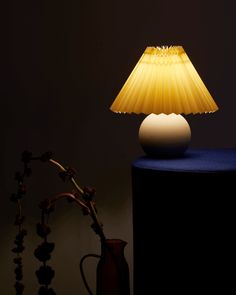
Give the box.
[132,148,236,173]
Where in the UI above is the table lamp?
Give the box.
[110,46,219,157]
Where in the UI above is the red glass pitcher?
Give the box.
[80,239,130,295]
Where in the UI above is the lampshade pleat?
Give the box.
[110,46,219,115]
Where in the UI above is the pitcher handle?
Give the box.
[80,254,101,295]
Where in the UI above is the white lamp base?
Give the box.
[139,113,191,157]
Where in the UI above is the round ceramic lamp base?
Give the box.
[139,114,191,158]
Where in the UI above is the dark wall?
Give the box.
[1,1,235,294]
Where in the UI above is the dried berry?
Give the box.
[59,167,76,182]
[12,245,25,254]
[44,206,55,214]
[20,229,27,236]
[15,265,23,280]
[91,222,103,235]
[14,281,24,295]
[14,239,22,246]
[36,265,55,285]
[24,166,32,177]
[40,151,53,162]
[14,215,25,226]
[15,172,23,182]
[15,229,27,242]
[34,242,55,262]
[21,151,32,164]
[39,199,51,210]
[38,286,56,295]
[18,184,26,195]
[13,257,22,265]
[36,223,51,238]
[83,186,96,201]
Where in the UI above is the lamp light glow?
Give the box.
[110,46,219,157]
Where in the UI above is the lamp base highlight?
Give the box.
[139,114,191,158]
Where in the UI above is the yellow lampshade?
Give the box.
[110,46,219,115]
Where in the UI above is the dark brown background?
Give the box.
[0,0,235,294]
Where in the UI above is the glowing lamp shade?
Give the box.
[110,46,219,157]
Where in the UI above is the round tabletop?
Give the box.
[132,148,236,173]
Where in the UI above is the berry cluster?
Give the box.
[34,209,56,295]
[10,151,32,295]
[34,208,56,295]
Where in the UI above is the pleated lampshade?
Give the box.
[110,46,218,115]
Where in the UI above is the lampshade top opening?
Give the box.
[110,46,219,115]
